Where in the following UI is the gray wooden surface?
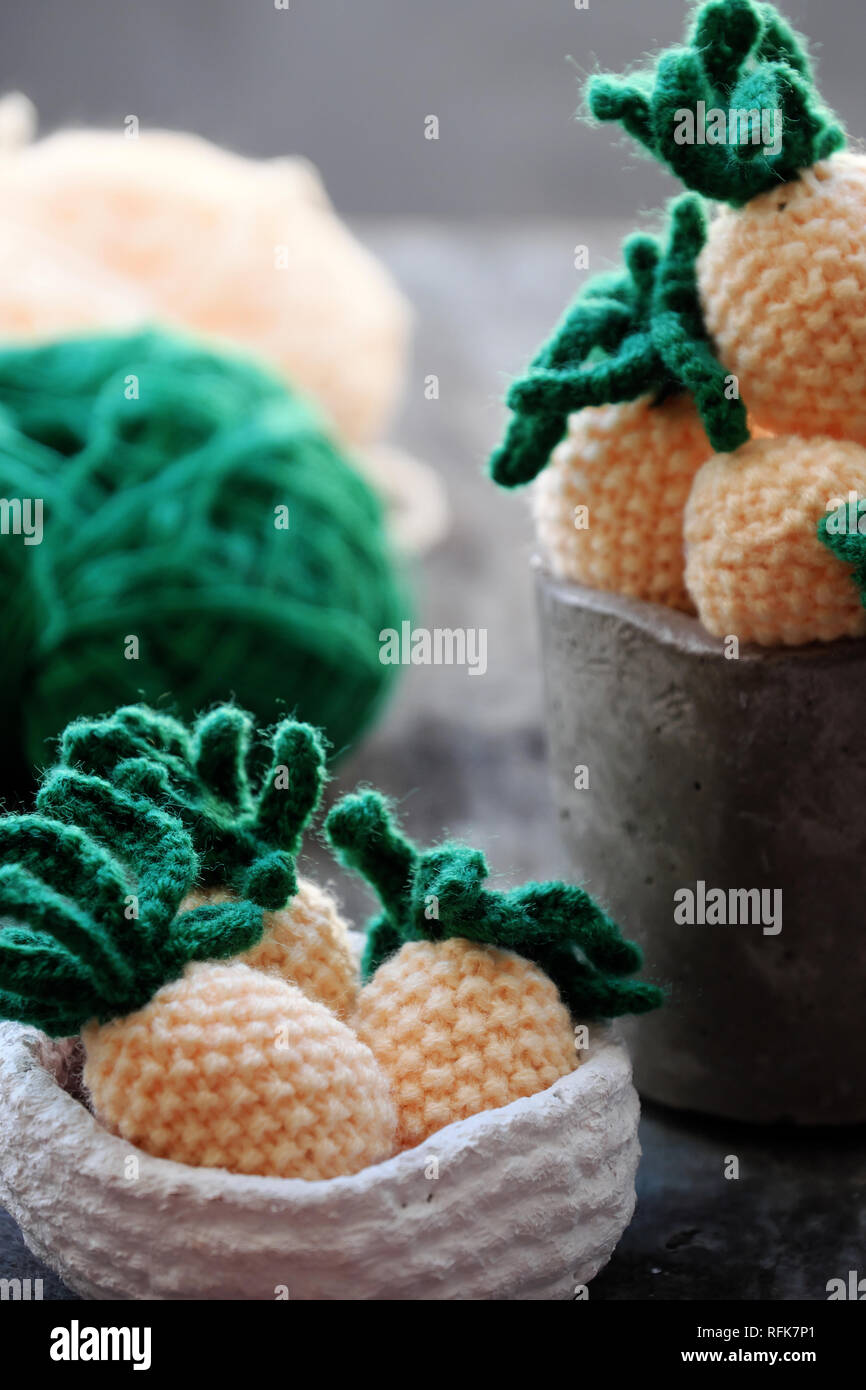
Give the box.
[2,221,864,1301]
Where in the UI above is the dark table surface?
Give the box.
[2,221,864,1300]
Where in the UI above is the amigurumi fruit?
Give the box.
[587,0,864,444]
[534,395,711,611]
[56,703,359,1017]
[683,436,866,646]
[327,791,661,1150]
[0,767,394,1179]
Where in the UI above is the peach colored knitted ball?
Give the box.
[180,878,358,1020]
[354,938,578,1151]
[83,961,396,1179]
[683,435,866,647]
[0,122,409,445]
[698,153,866,445]
[533,395,713,612]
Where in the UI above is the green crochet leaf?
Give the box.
[489,195,748,487]
[326,790,663,1020]
[0,757,265,1037]
[587,0,846,207]
[817,510,866,604]
[57,702,328,910]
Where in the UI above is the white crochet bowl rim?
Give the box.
[0,1020,640,1301]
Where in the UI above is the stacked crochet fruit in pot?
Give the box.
[0,703,661,1178]
[492,0,866,648]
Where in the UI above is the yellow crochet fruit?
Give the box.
[533,395,713,611]
[698,154,866,445]
[683,435,866,646]
[180,878,359,1020]
[353,939,577,1151]
[83,961,396,1180]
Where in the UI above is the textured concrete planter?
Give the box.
[0,1021,639,1300]
[536,567,866,1125]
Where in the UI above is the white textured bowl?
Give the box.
[0,1021,640,1300]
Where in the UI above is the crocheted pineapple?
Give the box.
[56,703,358,1018]
[0,769,395,1179]
[326,791,662,1150]
[534,394,711,611]
[587,0,863,446]
[684,436,866,646]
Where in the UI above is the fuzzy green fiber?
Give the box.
[326,790,663,1019]
[0,329,406,786]
[490,195,748,487]
[54,702,327,910]
[0,770,264,1036]
[817,515,866,608]
[587,0,845,206]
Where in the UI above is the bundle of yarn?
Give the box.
[491,0,866,649]
[0,703,661,1179]
[0,95,408,448]
[0,329,406,781]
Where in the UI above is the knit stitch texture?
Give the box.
[182,878,359,1020]
[684,435,866,646]
[698,154,866,445]
[534,395,712,611]
[354,938,577,1150]
[83,961,396,1179]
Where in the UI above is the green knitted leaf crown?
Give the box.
[490,195,748,487]
[587,0,845,206]
[55,703,328,910]
[325,790,663,1019]
[0,770,263,1037]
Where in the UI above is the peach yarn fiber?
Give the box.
[353,938,579,1151]
[0,99,409,446]
[684,435,866,646]
[180,878,359,1020]
[533,396,713,612]
[83,961,396,1180]
[698,154,866,447]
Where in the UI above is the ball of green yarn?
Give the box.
[0,328,407,785]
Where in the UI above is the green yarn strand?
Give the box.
[587,0,846,207]
[56,703,327,911]
[0,329,406,780]
[490,195,747,487]
[326,792,661,1018]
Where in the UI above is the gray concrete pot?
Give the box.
[535,565,866,1125]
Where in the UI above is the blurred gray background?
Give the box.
[0,0,862,219]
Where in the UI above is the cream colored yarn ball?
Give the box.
[533,395,712,612]
[684,435,866,647]
[0,107,409,446]
[83,961,396,1180]
[354,938,579,1151]
[698,153,866,446]
[181,878,359,1020]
